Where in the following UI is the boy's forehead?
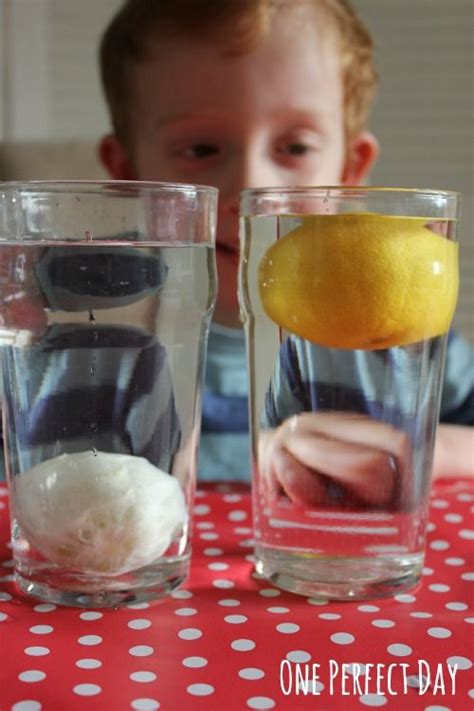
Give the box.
[132,6,343,130]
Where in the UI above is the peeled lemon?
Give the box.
[258,214,458,350]
[15,451,186,575]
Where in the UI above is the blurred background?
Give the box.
[0,0,472,342]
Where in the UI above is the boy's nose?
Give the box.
[220,151,281,213]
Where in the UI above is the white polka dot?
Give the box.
[126,602,150,610]
[203,547,223,556]
[76,659,102,669]
[73,684,102,696]
[29,626,53,635]
[444,513,463,523]
[78,635,102,646]
[218,598,240,607]
[426,522,436,532]
[171,589,193,599]
[427,627,452,638]
[266,607,289,614]
[358,604,380,612]
[33,604,56,613]
[234,527,253,535]
[346,663,368,676]
[225,615,248,624]
[178,628,202,640]
[445,602,468,611]
[129,645,154,657]
[187,683,215,696]
[359,694,388,706]
[79,611,103,621]
[276,623,300,634]
[24,647,50,657]
[372,619,395,628]
[128,618,152,629]
[461,572,474,581]
[11,702,42,711]
[406,675,429,689]
[429,583,450,592]
[431,499,449,508]
[231,639,256,651]
[239,668,265,680]
[464,617,474,624]
[239,539,255,549]
[258,588,280,597]
[194,504,211,515]
[18,671,46,683]
[430,540,450,550]
[130,672,157,683]
[447,656,472,670]
[174,608,197,617]
[459,529,474,540]
[444,557,465,566]
[0,592,12,601]
[0,612,7,622]
[182,656,208,668]
[410,612,432,619]
[306,597,329,606]
[208,562,229,572]
[246,697,275,709]
[286,650,311,663]
[223,494,242,503]
[469,689,474,699]
[212,579,234,589]
[319,613,341,620]
[423,707,451,711]
[330,632,355,645]
[195,521,214,529]
[387,643,412,656]
[422,567,434,576]
[199,532,219,540]
[457,492,474,502]
[228,510,247,522]
[131,699,160,710]
[394,594,416,603]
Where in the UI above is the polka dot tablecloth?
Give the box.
[0,478,473,711]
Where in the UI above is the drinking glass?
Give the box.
[0,180,217,607]
[239,187,460,599]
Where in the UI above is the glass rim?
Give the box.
[0,179,218,197]
[241,185,461,200]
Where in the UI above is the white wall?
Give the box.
[0,0,472,340]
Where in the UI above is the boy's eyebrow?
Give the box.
[152,109,333,135]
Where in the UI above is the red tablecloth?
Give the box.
[0,478,473,711]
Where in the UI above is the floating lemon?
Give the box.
[258,214,458,350]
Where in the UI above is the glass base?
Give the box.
[14,556,189,608]
[255,546,422,600]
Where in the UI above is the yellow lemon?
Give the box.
[258,214,458,350]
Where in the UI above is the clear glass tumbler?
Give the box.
[0,180,217,607]
[239,187,460,599]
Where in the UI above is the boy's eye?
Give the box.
[183,144,219,159]
[280,142,310,156]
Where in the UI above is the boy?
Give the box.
[98,0,474,483]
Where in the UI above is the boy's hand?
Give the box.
[259,412,409,509]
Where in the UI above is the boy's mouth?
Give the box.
[216,241,239,255]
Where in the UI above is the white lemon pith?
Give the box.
[258,214,458,350]
[15,451,186,575]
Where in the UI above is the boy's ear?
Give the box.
[341,131,380,186]
[98,134,136,180]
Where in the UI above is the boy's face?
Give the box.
[100,6,378,327]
